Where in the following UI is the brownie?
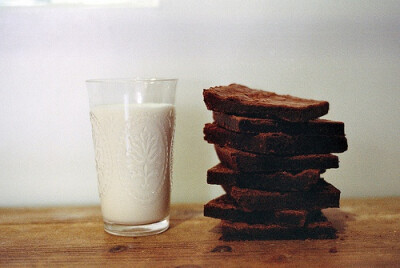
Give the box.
[204,194,312,226]
[220,211,337,240]
[207,164,320,192]
[203,84,329,122]
[223,179,340,211]
[204,123,348,155]
[215,145,339,172]
[213,112,345,135]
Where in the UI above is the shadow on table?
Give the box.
[323,208,356,233]
[169,206,203,230]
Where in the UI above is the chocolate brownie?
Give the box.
[215,145,339,172]
[203,84,329,122]
[204,123,348,155]
[213,112,345,135]
[207,164,320,192]
[223,179,340,211]
[204,194,312,226]
[220,211,336,240]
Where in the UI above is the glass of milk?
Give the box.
[86,78,177,236]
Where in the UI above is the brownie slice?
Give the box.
[207,164,320,192]
[215,145,339,172]
[204,123,348,155]
[223,179,340,211]
[204,195,312,226]
[213,112,345,135]
[203,84,329,122]
[220,211,337,240]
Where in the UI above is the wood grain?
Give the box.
[1,198,399,267]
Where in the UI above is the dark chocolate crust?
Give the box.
[203,84,329,122]
[220,211,337,240]
[204,194,310,226]
[213,112,345,135]
[215,145,339,172]
[204,123,348,155]
[207,164,320,192]
[223,179,340,211]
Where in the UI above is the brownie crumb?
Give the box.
[329,247,338,253]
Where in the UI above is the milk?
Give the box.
[90,103,175,225]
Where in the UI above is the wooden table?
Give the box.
[1,197,399,267]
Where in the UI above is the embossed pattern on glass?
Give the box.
[90,103,175,225]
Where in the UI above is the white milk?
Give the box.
[90,103,175,225]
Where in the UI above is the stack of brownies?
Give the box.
[202,84,348,240]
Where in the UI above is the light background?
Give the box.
[0,0,399,206]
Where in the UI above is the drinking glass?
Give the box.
[86,78,177,236]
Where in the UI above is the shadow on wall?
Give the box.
[171,84,219,204]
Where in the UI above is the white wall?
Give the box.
[0,0,399,206]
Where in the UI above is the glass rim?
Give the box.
[86,77,178,84]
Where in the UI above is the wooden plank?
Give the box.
[0,198,399,267]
